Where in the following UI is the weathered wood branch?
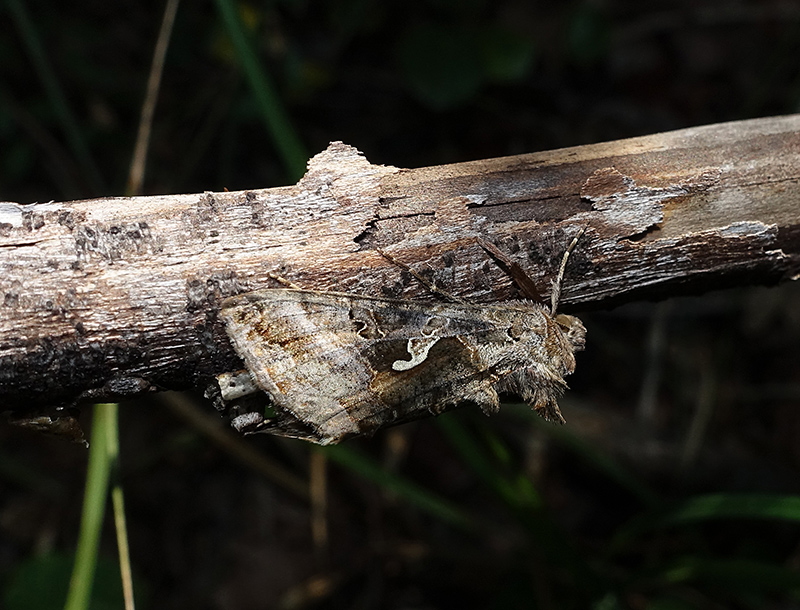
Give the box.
[1,115,799,412]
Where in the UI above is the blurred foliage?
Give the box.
[396,23,535,109]
[4,553,126,610]
[568,3,612,66]
[3,0,799,201]
[2,0,800,608]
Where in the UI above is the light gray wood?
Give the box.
[2,115,799,411]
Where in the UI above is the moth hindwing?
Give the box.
[217,288,586,445]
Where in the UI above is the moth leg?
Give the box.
[266,271,302,290]
[231,411,265,433]
[376,248,469,305]
[534,397,567,425]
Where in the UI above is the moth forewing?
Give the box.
[218,288,586,445]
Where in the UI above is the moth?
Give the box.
[213,233,586,445]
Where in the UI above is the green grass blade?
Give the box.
[436,414,603,599]
[657,556,800,596]
[436,414,542,510]
[320,444,474,531]
[64,404,115,610]
[657,493,800,524]
[213,0,308,181]
[105,404,135,610]
[613,494,800,551]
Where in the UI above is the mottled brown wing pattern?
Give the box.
[220,289,586,445]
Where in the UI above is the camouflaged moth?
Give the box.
[213,233,586,445]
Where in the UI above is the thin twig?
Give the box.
[126,0,181,196]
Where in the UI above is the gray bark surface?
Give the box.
[1,115,798,411]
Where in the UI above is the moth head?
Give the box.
[555,313,586,352]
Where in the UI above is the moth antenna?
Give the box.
[267,271,302,290]
[550,226,587,315]
[377,248,469,305]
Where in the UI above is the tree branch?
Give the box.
[1,115,799,411]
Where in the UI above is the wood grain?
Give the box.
[1,115,798,410]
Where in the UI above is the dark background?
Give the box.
[2,1,800,608]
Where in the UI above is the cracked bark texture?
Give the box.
[1,115,799,412]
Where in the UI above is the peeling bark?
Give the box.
[1,115,799,412]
